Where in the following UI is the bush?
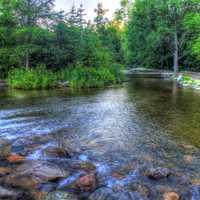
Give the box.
[8,66,57,89]
[59,64,124,88]
[8,64,124,90]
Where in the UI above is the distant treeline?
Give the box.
[127,0,200,72]
[0,0,200,80]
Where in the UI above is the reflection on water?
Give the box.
[1,79,200,178]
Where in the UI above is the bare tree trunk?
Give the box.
[173,30,179,76]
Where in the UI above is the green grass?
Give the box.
[8,64,124,90]
[8,66,57,89]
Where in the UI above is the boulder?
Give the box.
[2,161,69,189]
[44,191,79,200]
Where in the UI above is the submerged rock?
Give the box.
[44,191,78,200]
[89,187,149,200]
[0,145,11,158]
[7,154,25,163]
[145,167,171,180]
[163,192,180,200]
[0,167,12,176]
[89,187,116,200]
[72,160,96,172]
[76,174,96,192]
[43,146,71,158]
[0,186,22,199]
[127,182,151,198]
[2,161,69,189]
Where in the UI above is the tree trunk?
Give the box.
[25,52,29,70]
[173,30,179,76]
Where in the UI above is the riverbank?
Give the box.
[0,136,199,200]
[7,65,124,90]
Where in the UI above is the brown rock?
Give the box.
[128,182,150,197]
[2,161,69,189]
[0,145,11,158]
[0,167,12,176]
[76,174,96,192]
[43,146,70,158]
[184,155,193,163]
[192,179,200,186]
[7,155,25,163]
[72,161,96,172]
[164,192,180,200]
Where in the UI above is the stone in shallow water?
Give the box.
[44,191,79,200]
[76,174,96,192]
[7,154,25,163]
[89,187,148,200]
[43,146,71,158]
[0,145,11,158]
[0,167,12,176]
[145,167,171,180]
[0,186,22,199]
[2,161,69,189]
[163,192,180,200]
[88,187,116,200]
[127,182,151,198]
[72,160,96,172]
[89,187,149,200]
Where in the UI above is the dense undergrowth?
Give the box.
[8,65,124,90]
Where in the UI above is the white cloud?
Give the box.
[54,0,121,20]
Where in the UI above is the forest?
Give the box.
[0,0,200,88]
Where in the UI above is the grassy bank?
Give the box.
[8,65,124,90]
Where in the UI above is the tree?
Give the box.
[127,0,200,73]
[0,0,17,76]
[94,3,109,30]
[14,0,56,69]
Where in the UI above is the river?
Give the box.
[0,78,200,199]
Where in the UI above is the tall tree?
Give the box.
[0,0,17,76]
[14,0,56,69]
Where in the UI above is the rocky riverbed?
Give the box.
[0,136,199,200]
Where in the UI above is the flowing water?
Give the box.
[1,78,200,198]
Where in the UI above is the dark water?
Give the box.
[1,78,200,179]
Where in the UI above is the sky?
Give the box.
[55,0,121,20]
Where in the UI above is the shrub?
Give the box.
[8,66,57,89]
[59,64,124,88]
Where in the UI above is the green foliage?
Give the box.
[8,64,124,89]
[59,64,124,88]
[127,0,200,71]
[8,66,57,89]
